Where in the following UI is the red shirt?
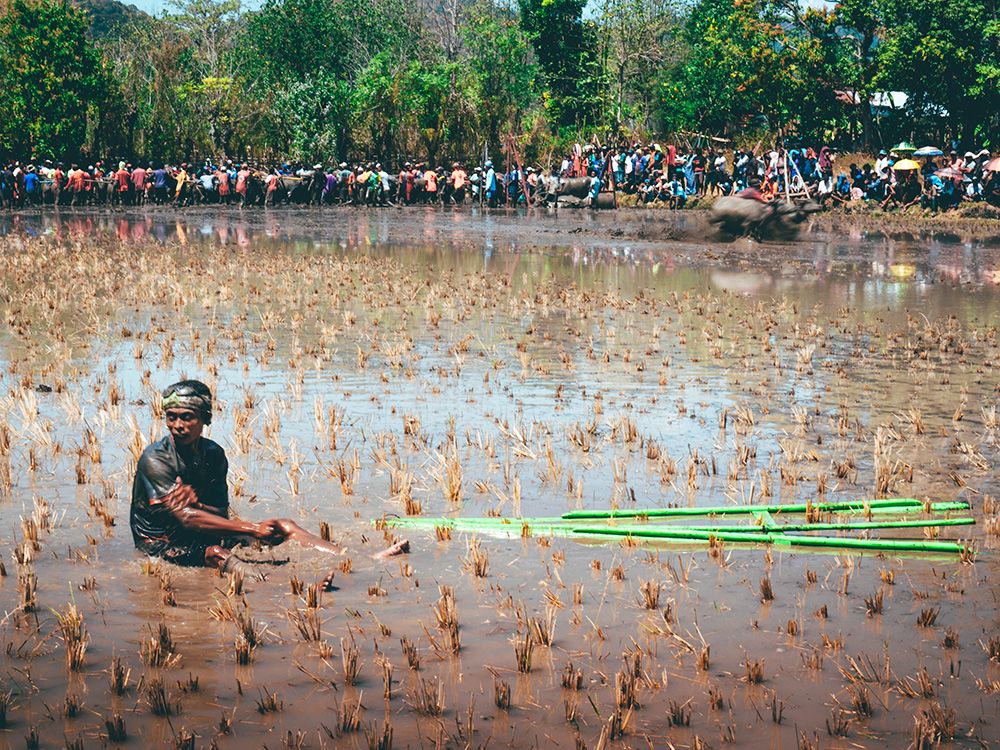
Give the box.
[116,169,130,191]
[737,186,768,203]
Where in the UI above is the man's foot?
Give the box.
[372,539,410,560]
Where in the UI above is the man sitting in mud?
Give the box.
[131,380,408,584]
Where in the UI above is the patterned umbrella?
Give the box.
[935,167,964,179]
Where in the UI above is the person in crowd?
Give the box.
[450,163,467,205]
[1,142,992,214]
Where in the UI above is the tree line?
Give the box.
[0,0,997,164]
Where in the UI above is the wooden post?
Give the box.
[504,134,511,207]
[610,150,618,209]
[783,151,792,204]
[787,153,811,200]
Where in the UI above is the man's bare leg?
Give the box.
[206,544,239,571]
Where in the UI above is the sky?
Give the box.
[126,0,261,14]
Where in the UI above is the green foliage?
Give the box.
[518,0,600,128]
[875,0,1000,139]
[594,0,679,134]
[1,0,995,161]
[0,0,109,158]
[658,0,822,135]
[462,2,538,149]
[242,0,350,86]
[272,73,351,162]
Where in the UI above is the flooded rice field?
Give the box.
[1,206,999,749]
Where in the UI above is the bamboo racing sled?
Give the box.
[380,498,976,555]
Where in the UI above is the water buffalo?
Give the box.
[530,174,616,209]
[557,177,595,199]
[709,196,821,237]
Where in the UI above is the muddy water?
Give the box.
[1,207,999,749]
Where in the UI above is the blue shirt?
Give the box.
[24,172,39,192]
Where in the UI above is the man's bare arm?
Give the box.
[155,479,228,517]
[168,505,262,537]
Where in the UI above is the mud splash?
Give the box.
[0,207,998,749]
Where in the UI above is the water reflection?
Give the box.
[3,207,1000,294]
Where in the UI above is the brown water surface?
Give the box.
[0,206,998,749]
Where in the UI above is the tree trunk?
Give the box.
[860,99,873,149]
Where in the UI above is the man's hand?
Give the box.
[154,478,199,513]
[255,519,291,546]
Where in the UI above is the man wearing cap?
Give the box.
[131,380,408,581]
[308,164,325,205]
[214,163,230,204]
[484,161,497,207]
[23,165,40,205]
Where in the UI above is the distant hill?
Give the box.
[73,0,149,38]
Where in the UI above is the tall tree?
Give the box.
[518,0,599,129]
[239,0,421,158]
[0,0,109,158]
[101,17,191,159]
[594,0,678,133]
[834,0,882,146]
[876,0,1000,143]
[462,1,538,151]
[166,0,253,154]
[658,0,819,137]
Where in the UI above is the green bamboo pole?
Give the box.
[572,526,775,544]
[869,502,968,514]
[572,525,970,553]
[608,517,975,533]
[561,498,926,520]
[383,516,973,536]
[760,517,974,533]
[773,535,969,553]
